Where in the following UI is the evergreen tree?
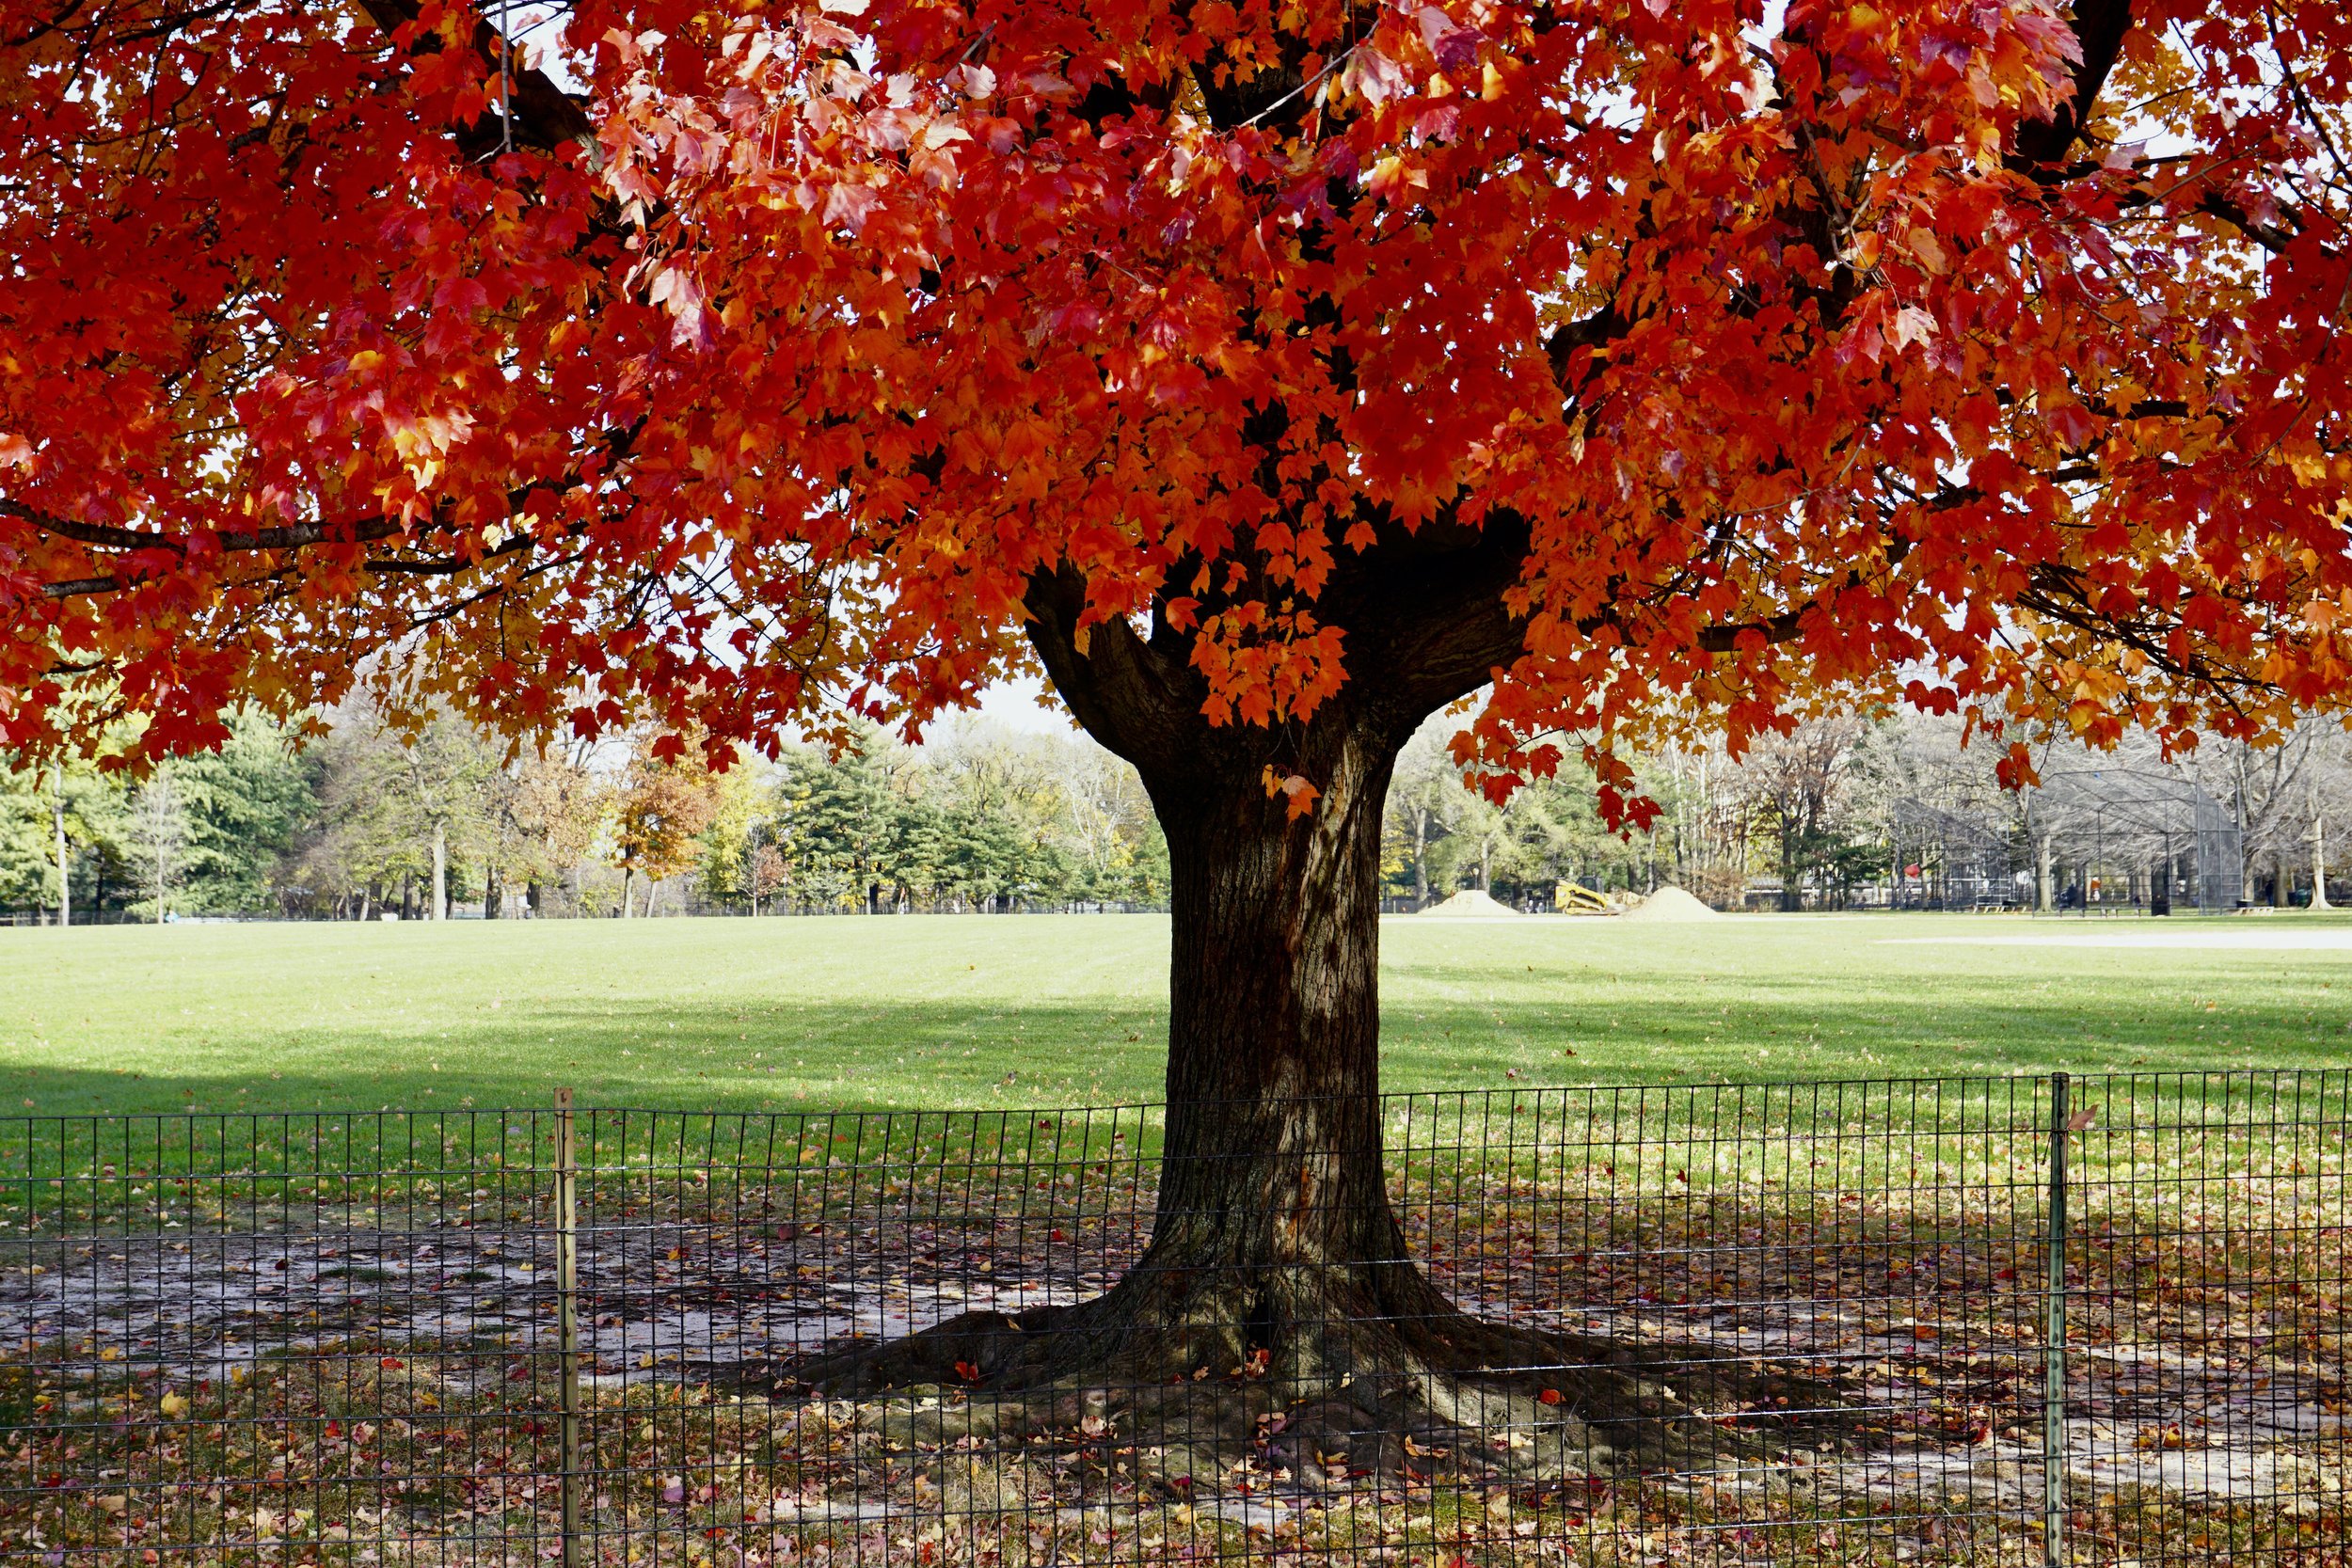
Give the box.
[169,713,322,913]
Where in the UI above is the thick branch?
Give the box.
[6,498,405,561]
[18,420,642,600]
[1020,565,1205,778]
[1543,305,1630,400]
[350,0,595,157]
[2012,0,2133,167]
[1343,514,1535,731]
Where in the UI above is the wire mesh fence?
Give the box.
[1,1073,2343,1565]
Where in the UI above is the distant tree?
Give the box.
[1050,739,1168,907]
[506,751,610,916]
[775,742,892,911]
[0,768,59,913]
[2177,722,2348,909]
[748,838,787,914]
[878,791,957,911]
[296,705,497,918]
[1385,726,1470,907]
[168,713,321,913]
[611,737,723,916]
[1740,717,1868,911]
[691,762,769,911]
[0,750,135,917]
[125,777,188,923]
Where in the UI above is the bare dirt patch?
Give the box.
[5,1163,2339,1564]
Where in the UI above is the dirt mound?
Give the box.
[1621,885,1723,921]
[1417,888,1522,917]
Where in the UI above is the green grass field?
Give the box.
[3,911,2349,1120]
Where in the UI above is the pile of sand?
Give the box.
[1620,885,1723,921]
[1416,888,1521,917]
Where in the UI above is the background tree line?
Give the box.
[0,706,1170,922]
[8,704,2349,921]
[1384,712,2352,914]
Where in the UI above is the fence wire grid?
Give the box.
[1,1073,2343,1567]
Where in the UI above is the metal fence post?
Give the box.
[2043,1071,2071,1568]
[555,1087,582,1568]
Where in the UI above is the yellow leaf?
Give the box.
[1907,230,1949,274]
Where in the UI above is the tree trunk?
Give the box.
[795,707,1730,1479]
[2036,832,2053,911]
[803,715,1438,1386]
[431,821,448,921]
[2312,782,2332,911]
[52,762,69,929]
[1410,807,1428,908]
[1110,721,1427,1378]
[620,867,635,918]
[484,864,502,919]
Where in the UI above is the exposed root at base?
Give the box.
[752,1293,1846,1511]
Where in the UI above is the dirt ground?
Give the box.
[4,1148,2342,1565]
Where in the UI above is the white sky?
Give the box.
[970,675,1072,735]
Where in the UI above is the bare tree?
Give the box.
[1740,717,1867,911]
[51,761,69,927]
[126,777,187,923]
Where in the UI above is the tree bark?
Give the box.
[1411,807,1429,908]
[2312,781,2332,911]
[1107,717,1429,1377]
[52,762,69,929]
[431,820,449,921]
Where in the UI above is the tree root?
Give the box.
[755,1291,1849,1513]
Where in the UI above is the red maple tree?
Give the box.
[5,0,2348,1445]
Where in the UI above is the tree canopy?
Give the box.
[4,0,2347,798]
[8,0,2352,1421]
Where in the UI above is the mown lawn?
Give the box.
[3,911,2349,1121]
